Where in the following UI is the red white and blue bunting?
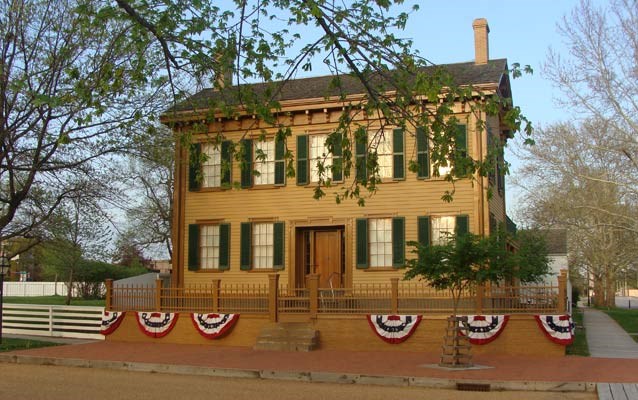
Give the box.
[136,312,179,338]
[100,311,126,335]
[459,315,509,345]
[191,313,239,339]
[367,315,422,344]
[535,314,574,345]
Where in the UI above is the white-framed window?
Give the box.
[253,222,274,269]
[202,144,221,188]
[368,130,393,179]
[254,140,275,185]
[310,134,332,182]
[369,218,392,267]
[200,225,220,269]
[431,216,456,245]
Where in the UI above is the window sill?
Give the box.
[248,184,284,190]
[194,187,231,193]
[363,267,402,272]
[246,268,282,273]
[195,269,225,273]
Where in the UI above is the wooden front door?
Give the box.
[295,227,344,288]
[314,230,342,288]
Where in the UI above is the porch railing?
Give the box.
[106,271,568,321]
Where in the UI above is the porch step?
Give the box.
[254,322,319,352]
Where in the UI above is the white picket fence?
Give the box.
[2,282,78,297]
[2,304,105,340]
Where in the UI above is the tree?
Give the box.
[114,0,532,205]
[40,195,112,304]
[514,120,638,307]
[0,0,168,245]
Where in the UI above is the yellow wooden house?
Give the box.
[105,19,570,355]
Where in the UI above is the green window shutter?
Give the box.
[417,216,430,246]
[456,215,469,237]
[296,135,308,185]
[188,224,200,271]
[240,222,252,270]
[332,133,343,182]
[416,127,429,179]
[219,223,230,270]
[188,143,201,191]
[392,128,405,180]
[221,141,232,186]
[274,137,285,185]
[273,222,285,270]
[455,124,468,176]
[392,217,405,268]
[355,218,369,269]
[355,134,367,183]
[240,139,253,188]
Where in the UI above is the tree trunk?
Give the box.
[593,274,605,308]
[605,269,616,308]
[65,269,74,305]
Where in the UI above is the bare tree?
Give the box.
[0,0,167,245]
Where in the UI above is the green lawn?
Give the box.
[0,337,61,352]
[3,296,104,307]
[603,307,638,343]
[566,308,589,356]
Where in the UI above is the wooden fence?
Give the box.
[106,271,568,321]
[3,304,105,340]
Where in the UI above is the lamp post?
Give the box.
[0,244,10,345]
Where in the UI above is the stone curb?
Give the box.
[0,354,596,393]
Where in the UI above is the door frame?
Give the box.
[289,219,351,289]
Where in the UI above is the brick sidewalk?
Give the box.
[5,341,638,384]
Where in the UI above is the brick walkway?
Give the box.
[5,340,638,384]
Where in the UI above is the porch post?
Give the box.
[558,270,567,313]
[268,274,279,322]
[155,279,163,311]
[105,279,113,311]
[307,274,319,319]
[475,284,484,314]
[212,279,221,312]
[390,278,399,314]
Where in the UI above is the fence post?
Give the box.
[475,284,484,314]
[558,270,567,313]
[307,274,319,319]
[105,279,113,311]
[155,279,163,312]
[48,306,53,335]
[268,274,279,323]
[212,279,221,312]
[390,278,399,314]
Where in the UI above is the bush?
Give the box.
[74,260,147,299]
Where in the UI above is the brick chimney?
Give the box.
[472,18,490,65]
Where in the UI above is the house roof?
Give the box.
[170,59,509,113]
[545,229,568,255]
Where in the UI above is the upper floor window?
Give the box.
[254,140,275,185]
[202,144,221,188]
[368,130,393,179]
[310,134,332,182]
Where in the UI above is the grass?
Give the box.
[0,337,61,352]
[566,308,590,356]
[602,307,638,343]
[3,295,105,307]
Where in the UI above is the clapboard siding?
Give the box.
[180,110,496,287]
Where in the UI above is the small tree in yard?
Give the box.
[404,230,549,367]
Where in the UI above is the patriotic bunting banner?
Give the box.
[535,314,574,345]
[136,312,179,338]
[191,313,239,339]
[100,311,126,335]
[459,315,509,345]
[367,315,422,344]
